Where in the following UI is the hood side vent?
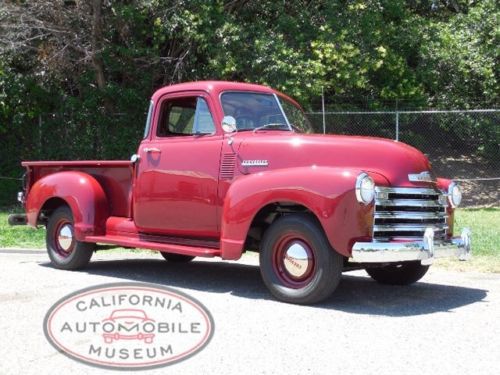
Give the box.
[220,153,237,180]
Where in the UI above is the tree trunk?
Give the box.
[91,0,107,101]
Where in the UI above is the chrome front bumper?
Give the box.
[350,228,471,266]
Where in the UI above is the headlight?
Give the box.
[448,182,462,208]
[355,173,375,205]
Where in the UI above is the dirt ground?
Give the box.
[428,149,498,207]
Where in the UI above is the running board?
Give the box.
[84,235,221,258]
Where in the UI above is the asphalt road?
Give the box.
[0,249,499,375]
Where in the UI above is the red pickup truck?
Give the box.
[9,81,471,304]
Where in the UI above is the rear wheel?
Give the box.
[160,252,195,262]
[46,206,94,270]
[366,262,430,285]
[259,214,343,304]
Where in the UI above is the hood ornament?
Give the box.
[408,171,434,183]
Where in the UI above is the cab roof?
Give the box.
[151,80,300,108]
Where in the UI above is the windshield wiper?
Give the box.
[253,123,290,133]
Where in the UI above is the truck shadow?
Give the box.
[41,257,488,317]
[326,273,488,316]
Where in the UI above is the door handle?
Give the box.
[144,147,161,153]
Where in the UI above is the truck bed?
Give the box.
[22,160,133,218]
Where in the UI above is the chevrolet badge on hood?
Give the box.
[241,160,269,167]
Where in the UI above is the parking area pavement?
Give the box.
[0,249,499,375]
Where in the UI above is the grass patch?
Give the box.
[0,210,155,255]
[0,208,498,272]
[0,210,46,248]
[454,208,499,257]
[436,207,500,272]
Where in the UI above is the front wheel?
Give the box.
[259,214,343,304]
[46,206,94,270]
[366,262,430,285]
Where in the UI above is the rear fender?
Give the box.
[220,167,387,260]
[25,171,109,240]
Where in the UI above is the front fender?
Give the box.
[26,171,109,240]
[220,166,388,260]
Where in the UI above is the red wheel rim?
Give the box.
[273,234,315,288]
[53,219,74,258]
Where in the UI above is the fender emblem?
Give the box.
[408,171,433,182]
[241,160,269,167]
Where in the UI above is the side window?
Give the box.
[157,97,215,137]
[193,98,215,134]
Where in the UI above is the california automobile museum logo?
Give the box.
[43,282,214,370]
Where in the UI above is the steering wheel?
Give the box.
[235,115,255,130]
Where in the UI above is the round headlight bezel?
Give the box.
[355,172,375,205]
[448,181,462,208]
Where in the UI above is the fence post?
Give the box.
[395,110,399,141]
[321,87,326,134]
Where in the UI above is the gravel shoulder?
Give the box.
[1,249,499,375]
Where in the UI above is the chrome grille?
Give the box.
[374,187,448,241]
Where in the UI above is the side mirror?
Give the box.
[221,116,237,133]
[130,154,140,163]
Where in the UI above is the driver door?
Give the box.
[134,92,222,238]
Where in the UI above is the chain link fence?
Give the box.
[307,109,499,207]
[1,108,498,207]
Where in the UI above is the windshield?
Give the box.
[220,92,290,131]
[278,96,314,133]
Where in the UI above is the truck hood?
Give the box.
[235,132,433,186]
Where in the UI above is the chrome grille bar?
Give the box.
[375,199,444,207]
[374,212,447,220]
[377,187,440,195]
[374,224,449,232]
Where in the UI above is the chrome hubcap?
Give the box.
[57,224,73,251]
[283,242,311,278]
